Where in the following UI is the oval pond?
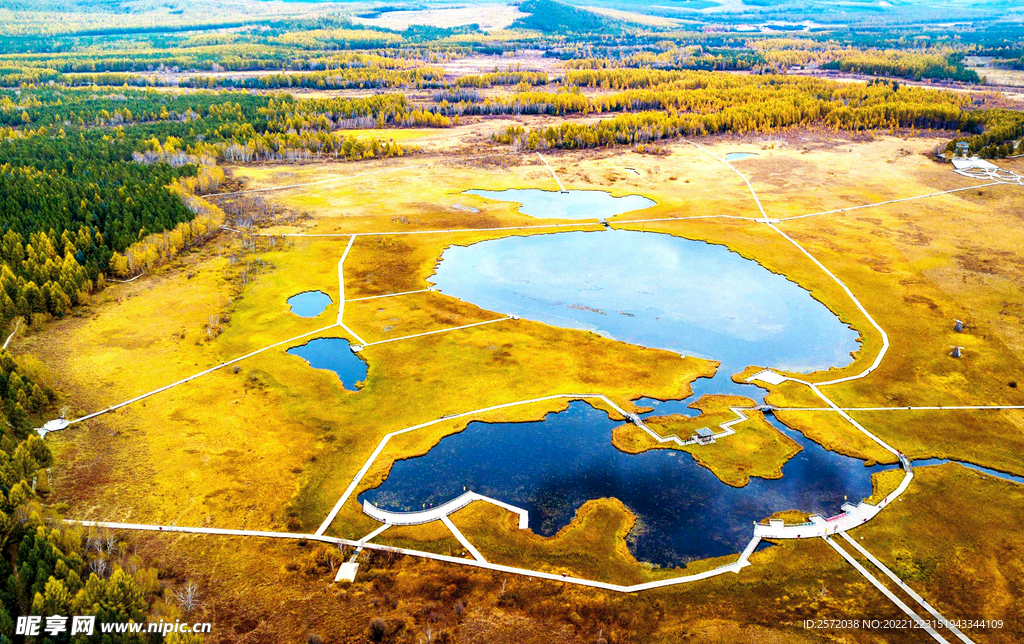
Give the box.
[429,229,860,377]
[726,152,759,162]
[287,290,333,318]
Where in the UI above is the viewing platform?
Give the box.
[755,464,914,540]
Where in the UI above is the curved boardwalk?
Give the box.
[362,491,529,529]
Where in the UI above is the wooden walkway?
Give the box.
[362,491,529,529]
[67,518,760,593]
[839,532,975,644]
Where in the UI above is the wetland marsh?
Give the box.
[363,225,879,565]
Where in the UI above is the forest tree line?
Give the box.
[0,87,417,327]
[0,347,205,642]
[489,73,1021,157]
[1,75,1019,332]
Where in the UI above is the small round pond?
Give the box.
[464,189,655,220]
[287,337,366,391]
[287,290,333,318]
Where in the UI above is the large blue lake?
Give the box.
[429,229,861,385]
[361,401,888,566]
[357,228,877,565]
[464,189,656,220]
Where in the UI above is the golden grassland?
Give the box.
[227,144,727,238]
[16,239,345,528]
[342,289,505,344]
[728,372,899,464]
[864,468,907,505]
[29,133,1024,537]
[15,127,1024,640]
[850,463,1024,643]
[449,497,743,585]
[452,498,656,585]
[612,395,803,487]
[25,188,715,540]
[113,463,1021,642]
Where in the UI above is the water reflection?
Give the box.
[361,401,887,566]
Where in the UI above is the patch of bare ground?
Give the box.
[441,53,562,77]
[956,245,1021,276]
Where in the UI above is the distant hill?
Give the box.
[512,0,625,34]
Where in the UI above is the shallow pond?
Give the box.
[361,401,888,566]
[287,337,367,391]
[464,189,655,220]
[726,152,758,162]
[287,290,333,318]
